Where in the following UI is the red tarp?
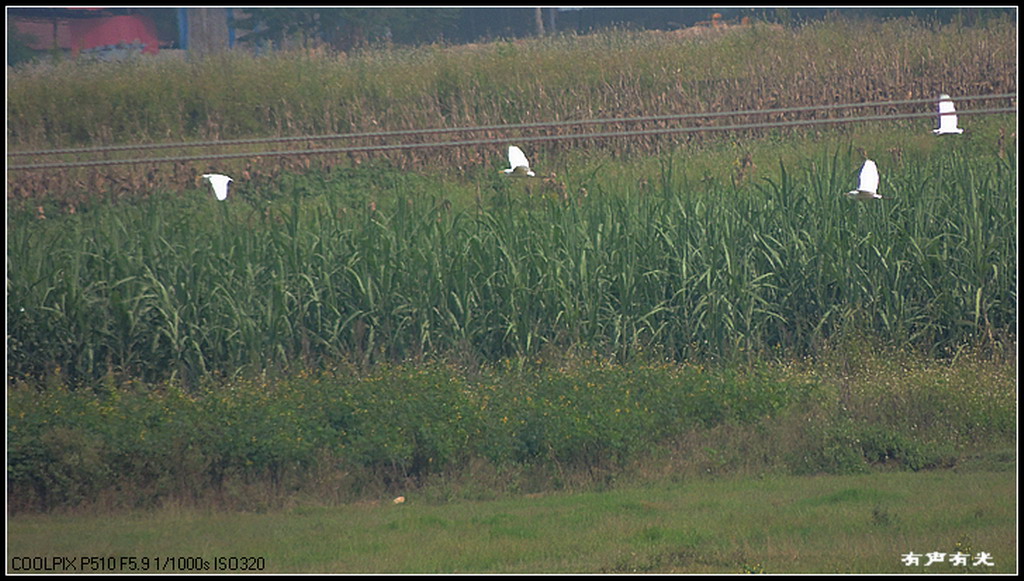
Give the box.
[68,14,159,54]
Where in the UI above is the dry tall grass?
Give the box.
[7,16,1016,202]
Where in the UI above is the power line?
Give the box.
[7,104,1016,171]
[8,93,1016,159]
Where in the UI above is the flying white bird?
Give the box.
[933,94,964,135]
[845,159,883,200]
[503,145,536,177]
[202,173,234,201]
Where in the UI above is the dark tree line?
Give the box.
[8,7,1012,66]
[232,8,742,50]
[230,7,1011,52]
[235,8,463,52]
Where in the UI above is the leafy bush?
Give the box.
[13,352,1010,513]
[8,360,814,510]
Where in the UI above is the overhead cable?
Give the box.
[7,105,1017,171]
[8,92,1016,158]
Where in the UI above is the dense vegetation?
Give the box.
[8,16,1016,148]
[7,353,1015,513]
[6,145,1017,384]
[5,16,1017,513]
[7,15,1016,201]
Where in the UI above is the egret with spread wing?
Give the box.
[202,173,234,201]
[844,160,883,200]
[503,146,536,177]
[933,94,964,135]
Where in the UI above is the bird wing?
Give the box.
[203,174,232,200]
[858,160,879,194]
[508,146,531,170]
[938,97,960,129]
[214,181,229,200]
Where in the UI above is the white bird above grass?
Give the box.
[933,94,964,135]
[844,159,883,200]
[503,145,536,177]
[202,173,234,201]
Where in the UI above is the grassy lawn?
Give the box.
[7,468,1015,573]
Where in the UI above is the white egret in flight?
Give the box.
[202,173,234,201]
[844,159,883,200]
[933,94,964,135]
[503,145,536,177]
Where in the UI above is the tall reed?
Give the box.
[7,143,1015,385]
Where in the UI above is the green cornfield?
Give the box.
[6,142,1016,385]
[7,15,1019,385]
